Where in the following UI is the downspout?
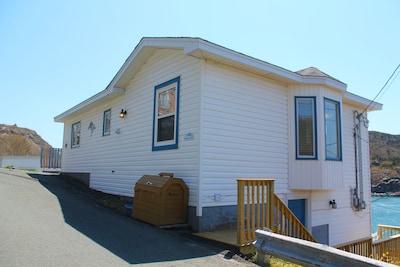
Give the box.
[196,58,206,218]
[352,111,359,210]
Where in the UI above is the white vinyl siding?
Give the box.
[61,49,202,201]
[199,62,289,206]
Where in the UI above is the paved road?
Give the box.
[0,169,256,267]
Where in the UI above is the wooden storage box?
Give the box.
[132,173,188,226]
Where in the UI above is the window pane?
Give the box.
[103,110,111,135]
[297,99,315,157]
[158,88,176,116]
[157,115,175,142]
[325,100,341,159]
[72,122,80,147]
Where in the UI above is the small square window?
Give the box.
[152,77,180,151]
[71,121,81,148]
[103,109,111,136]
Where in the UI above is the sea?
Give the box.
[371,196,400,234]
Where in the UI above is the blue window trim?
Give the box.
[295,96,318,160]
[71,121,81,148]
[324,97,342,161]
[102,109,111,136]
[152,76,180,151]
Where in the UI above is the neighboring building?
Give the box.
[54,37,382,246]
[0,155,41,170]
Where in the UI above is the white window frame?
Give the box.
[71,121,81,148]
[295,97,317,159]
[152,77,180,151]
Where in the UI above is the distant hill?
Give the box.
[0,124,51,156]
[369,131,400,192]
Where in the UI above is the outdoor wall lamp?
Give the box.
[119,109,127,119]
[329,200,337,209]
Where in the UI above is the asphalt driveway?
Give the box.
[0,169,256,266]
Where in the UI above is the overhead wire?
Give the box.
[361,63,400,115]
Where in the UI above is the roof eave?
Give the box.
[54,87,124,122]
[343,92,383,112]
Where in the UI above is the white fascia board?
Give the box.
[186,39,347,90]
[54,87,124,122]
[343,91,382,111]
[188,39,301,83]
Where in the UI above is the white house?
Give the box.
[55,37,382,246]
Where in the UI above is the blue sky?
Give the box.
[1,0,399,147]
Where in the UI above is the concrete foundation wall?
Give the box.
[188,205,237,232]
[62,172,90,186]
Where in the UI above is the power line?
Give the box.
[362,63,400,114]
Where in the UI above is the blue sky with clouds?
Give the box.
[1,0,399,147]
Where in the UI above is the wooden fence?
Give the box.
[40,147,62,169]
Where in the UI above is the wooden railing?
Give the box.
[237,179,274,246]
[237,178,316,246]
[273,194,316,242]
[377,224,400,241]
[336,225,400,263]
[336,237,372,258]
[372,225,400,263]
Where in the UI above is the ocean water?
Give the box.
[371,196,400,234]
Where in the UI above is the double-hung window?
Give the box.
[152,77,180,151]
[295,97,317,159]
[103,109,111,136]
[324,98,342,160]
[71,121,81,148]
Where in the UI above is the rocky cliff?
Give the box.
[0,124,51,156]
[369,131,400,193]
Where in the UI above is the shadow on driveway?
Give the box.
[28,173,228,265]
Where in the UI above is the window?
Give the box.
[103,109,111,136]
[324,98,342,160]
[152,77,180,151]
[71,121,81,148]
[295,97,317,159]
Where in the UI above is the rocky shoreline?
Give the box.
[371,177,400,195]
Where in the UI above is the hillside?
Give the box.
[0,124,51,156]
[369,131,400,193]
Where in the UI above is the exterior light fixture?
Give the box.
[120,109,127,119]
[329,200,337,209]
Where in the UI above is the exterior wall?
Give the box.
[0,156,41,170]
[191,62,289,231]
[61,49,202,203]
